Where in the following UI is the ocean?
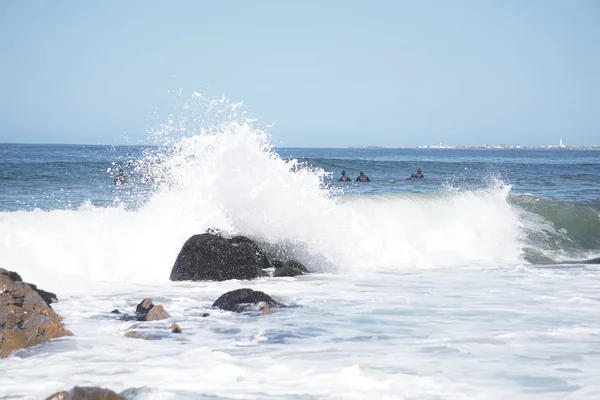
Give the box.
[1,123,600,399]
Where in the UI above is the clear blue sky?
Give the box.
[1,0,599,147]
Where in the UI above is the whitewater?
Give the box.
[1,101,600,399]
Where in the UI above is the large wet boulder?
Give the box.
[0,268,73,358]
[170,233,270,281]
[45,386,125,400]
[213,288,281,313]
[273,260,309,277]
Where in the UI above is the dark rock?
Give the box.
[285,260,308,271]
[273,260,309,277]
[212,288,281,313]
[115,314,139,322]
[28,284,58,306]
[170,323,182,333]
[0,268,72,358]
[5,270,22,282]
[170,233,270,281]
[110,309,121,314]
[229,235,257,245]
[201,312,210,317]
[45,386,125,400]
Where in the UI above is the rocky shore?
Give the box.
[1,230,309,397]
[0,268,73,358]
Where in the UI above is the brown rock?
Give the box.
[0,330,28,358]
[114,298,170,322]
[45,386,125,400]
[261,306,273,316]
[170,323,182,333]
[145,305,170,321]
[0,269,72,358]
[125,331,158,340]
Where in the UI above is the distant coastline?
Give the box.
[350,145,600,150]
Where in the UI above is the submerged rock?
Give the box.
[124,331,158,341]
[124,321,182,341]
[169,232,270,281]
[273,260,309,277]
[0,268,72,358]
[116,298,170,322]
[45,386,125,400]
[213,288,281,313]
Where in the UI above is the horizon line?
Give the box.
[1,141,599,149]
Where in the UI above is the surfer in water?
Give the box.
[338,171,352,182]
[114,167,127,186]
[356,171,370,182]
[409,168,424,179]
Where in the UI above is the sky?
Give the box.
[0,0,599,147]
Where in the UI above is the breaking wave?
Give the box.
[1,94,598,286]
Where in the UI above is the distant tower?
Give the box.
[559,138,565,148]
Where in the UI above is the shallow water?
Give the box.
[2,268,600,399]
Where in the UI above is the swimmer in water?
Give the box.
[356,171,370,182]
[338,170,352,182]
[408,168,424,179]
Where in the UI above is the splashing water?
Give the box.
[0,95,526,289]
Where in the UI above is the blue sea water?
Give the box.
[1,134,600,399]
[2,143,600,210]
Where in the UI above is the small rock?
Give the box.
[45,386,125,400]
[201,312,210,318]
[273,260,309,277]
[170,323,182,333]
[136,298,154,315]
[112,298,169,322]
[124,331,157,341]
[145,305,170,321]
[212,288,281,313]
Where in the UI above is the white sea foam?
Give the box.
[0,121,525,290]
[1,270,599,399]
